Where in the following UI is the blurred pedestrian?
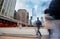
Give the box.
[44,8,60,39]
[44,9,54,37]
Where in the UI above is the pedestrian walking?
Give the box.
[36,17,42,37]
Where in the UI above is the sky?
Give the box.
[15,0,51,23]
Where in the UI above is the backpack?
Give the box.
[36,20,42,26]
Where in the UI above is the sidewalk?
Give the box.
[0,27,49,37]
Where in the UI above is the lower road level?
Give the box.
[0,35,49,39]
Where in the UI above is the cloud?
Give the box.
[15,0,51,10]
[15,0,51,22]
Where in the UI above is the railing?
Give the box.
[0,14,29,27]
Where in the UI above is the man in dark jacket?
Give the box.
[36,17,42,36]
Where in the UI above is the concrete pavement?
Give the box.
[0,27,36,35]
[0,36,38,39]
[0,35,49,39]
[0,27,49,36]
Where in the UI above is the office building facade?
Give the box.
[0,0,16,18]
[17,9,29,25]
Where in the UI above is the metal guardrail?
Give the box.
[0,14,29,27]
[0,14,18,22]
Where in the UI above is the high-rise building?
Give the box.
[0,0,16,18]
[17,9,29,25]
[0,0,4,12]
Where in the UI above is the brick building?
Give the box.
[17,9,29,27]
